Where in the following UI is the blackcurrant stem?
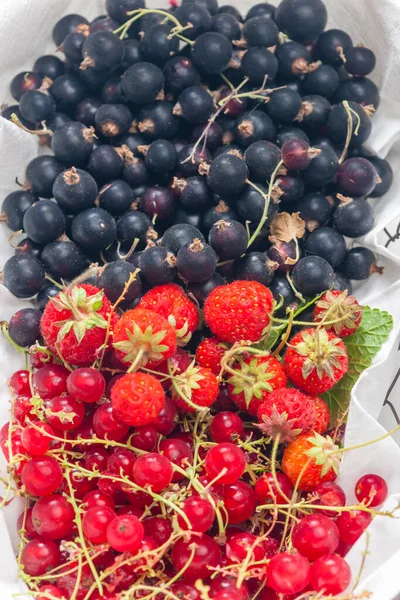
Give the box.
[339,100,361,164]
[246,159,284,249]
[1,322,25,355]
[285,272,305,303]
[10,113,52,136]
[44,273,63,289]
[114,8,183,40]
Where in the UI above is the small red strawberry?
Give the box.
[257,388,316,442]
[111,372,165,427]
[195,337,228,376]
[227,355,287,416]
[312,397,331,434]
[313,290,363,338]
[172,364,219,413]
[138,284,199,345]
[41,284,117,366]
[113,308,177,371]
[284,328,348,394]
[204,280,274,343]
[282,432,340,491]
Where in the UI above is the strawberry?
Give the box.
[113,308,177,371]
[284,328,348,394]
[195,337,228,376]
[204,280,274,343]
[138,284,199,345]
[313,290,363,338]
[257,388,316,442]
[312,397,330,434]
[227,355,287,416]
[282,432,340,491]
[172,364,219,413]
[41,284,117,366]
[111,373,165,427]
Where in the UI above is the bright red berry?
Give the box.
[172,364,219,412]
[196,337,228,375]
[83,506,117,544]
[21,421,55,456]
[21,538,60,576]
[21,456,63,496]
[111,372,165,427]
[209,575,249,600]
[32,494,75,540]
[170,583,200,600]
[284,328,348,394]
[210,411,244,443]
[130,426,158,451]
[9,370,30,396]
[312,397,330,434]
[107,448,136,476]
[106,515,144,553]
[355,474,388,507]
[267,552,310,595]
[132,453,173,492]
[204,280,274,343]
[93,403,130,441]
[151,396,178,435]
[159,438,193,482]
[257,388,316,442]
[143,517,173,547]
[178,495,215,532]
[336,510,372,545]
[310,555,351,595]
[33,364,69,399]
[310,481,347,516]
[313,290,363,338]
[45,395,85,431]
[84,446,109,471]
[292,514,340,561]
[83,490,115,510]
[226,531,264,564]
[223,481,257,524]
[255,471,293,505]
[205,442,246,484]
[171,534,222,581]
[37,584,63,600]
[66,368,106,403]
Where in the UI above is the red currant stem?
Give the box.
[70,550,83,600]
[270,434,292,504]
[126,347,146,373]
[330,422,400,456]
[247,159,284,249]
[126,586,182,600]
[64,467,103,596]
[0,480,14,510]
[285,271,305,303]
[339,100,361,164]
[272,308,295,357]
[236,539,270,588]
[352,532,371,592]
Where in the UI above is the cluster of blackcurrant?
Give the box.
[1,0,393,335]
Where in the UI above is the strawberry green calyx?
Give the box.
[51,287,108,344]
[291,328,347,380]
[228,357,277,411]
[305,432,341,477]
[314,290,363,336]
[167,314,192,346]
[113,322,169,367]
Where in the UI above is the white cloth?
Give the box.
[1,1,400,598]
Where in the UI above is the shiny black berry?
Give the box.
[240,47,278,85]
[163,57,201,95]
[244,15,279,47]
[15,238,43,259]
[297,192,334,230]
[276,42,312,79]
[345,46,376,77]
[41,241,87,280]
[209,219,247,260]
[53,167,98,213]
[202,200,238,233]
[188,272,224,304]
[94,104,132,138]
[172,176,211,213]
[1,191,37,231]
[8,308,42,347]
[50,74,87,114]
[269,276,296,315]
[177,238,217,282]
[316,29,353,67]
[367,155,393,198]
[139,246,177,286]
[141,186,175,221]
[304,226,347,268]
[237,183,278,225]
[276,0,327,43]
[98,260,142,303]
[327,101,371,148]
[51,121,95,166]
[99,180,134,216]
[106,0,145,23]
[211,13,241,41]
[303,144,338,187]
[244,141,281,182]
[3,254,45,298]
[19,90,55,124]
[121,39,143,70]
[10,72,42,102]
[332,272,353,294]
[267,88,302,123]
[302,64,340,99]
[267,241,299,273]
[121,63,164,105]
[337,157,378,197]
[276,126,309,147]
[334,77,380,109]
[35,55,65,81]
[235,252,275,286]
[75,97,102,126]
[36,285,61,311]
[207,153,249,196]
[141,140,178,173]
[341,247,382,280]
[174,86,214,124]
[292,255,334,296]
[71,208,117,251]
[138,101,179,141]
[140,24,179,66]
[53,13,88,46]
[81,31,124,71]
[333,197,375,238]
[175,4,212,39]
[234,110,276,147]
[161,223,205,255]
[117,211,152,249]
[88,145,124,183]
[23,200,65,245]
[178,144,211,177]
[25,156,64,199]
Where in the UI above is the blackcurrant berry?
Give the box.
[267,88,302,123]
[298,94,331,129]
[8,308,42,347]
[98,180,134,216]
[172,176,211,213]
[188,272,224,304]
[161,223,205,255]
[75,97,102,126]
[367,155,393,198]
[19,90,55,124]
[122,154,149,188]
[302,64,340,99]
[240,47,278,85]
[62,32,87,64]
[267,241,299,273]
[51,122,95,166]
[276,42,312,79]
[191,122,223,151]
[303,144,339,187]
[175,4,212,39]
[121,63,164,105]
[138,102,179,141]
[23,201,66,245]
[269,276,296,315]
[334,77,380,109]
[177,238,217,282]
[207,153,248,196]
[106,0,145,23]
[292,255,335,296]
[50,74,87,114]
[53,167,98,213]
[237,183,278,225]
[96,104,132,138]
[181,0,218,16]
[282,139,318,171]
[141,140,178,173]
[90,16,120,34]
[304,227,347,268]
[141,186,175,221]
[333,197,375,238]
[276,174,305,205]
[234,110,276,147]
[41,241,88,280]
[1,191,37,231]
[297,192,334,230]
[244,141,281,182]
[112,133,145,157]
[208,219,248,260]
[174,86,214,124]
[3,254,45,298]
[36,54,66,81]
[140,24,179,66]
[173,209,202,230]
[276,126,310,147]
[88,145,124,183]
[220,4,242,22]
[202,200,238,233]
[332,272,353,294]
[36,284,61,311]
[121,39,143,70]
[178,144,211,177]
[117,211,152,249]
[235,252,275,286]
[246,3,275,20]
[245,16,279,47]
[53,14,89,46]
[276,0,327,43]
[81,31,124,72]
[163,57,201,95]
[345,46,376,77]
[98,260,142,303]
[71,208,117,251]
[139,246,177,286]
[211,13,241,41]
[341,247,382,280]
[10,72,42,102]
[101,77,127,105]
[337,157,378,197]
[15,238,43,259]
[316,29,353,67]
[327,101,371,148]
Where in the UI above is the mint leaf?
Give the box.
[323,306,393,426]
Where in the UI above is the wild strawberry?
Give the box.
[113,308,177,371]
[282,432,340,491]
[41,285,117,367]
[227,356,287,416]
[284,328,348,394]
[204,280,274,343]
[195,337,228,376]
[172,364,219,413]
[138,284,199,345]
[111,373,165,427]
[313,290,363,338]
[312,397,330,434]
[257,388,316,442]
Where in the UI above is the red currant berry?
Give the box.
[263,537,279,558]
[196,474,224,502]
[107,515,144,552]
[30,350,53,369]
[108,448,136,476]
[226,532,264,564]
[37,584,63,600]
[45,395,85,431]
[178,495,215,532]
[159,438,193,481]
[74,415,95,443]
[67,368,106,403]
[117,506,143,518]
[267,552,310,595]
[84,445,109,471]
[21,538,60,576]
[93,403,130,441]
[143,516,173,546]
[210,411,244,443]
[0,422,26,472]
[213,591,244,600]
[97,471,121,497]
[292,513,339,561]
[255,472,293,505]
[83,490,115,510]
[310,481,346,516]
[132,453,173,492]
[10,370,31,396]
[14,396,35,424]
[130,426,158,451]
[223,480,257,524]
[83,506,117,544]
[171,534,222,581]
[151,396,179,435]
[21,456,63,496]
[21,421,55,456]
[336,510,372,545]
[61,467,96,499]
[105,374,125,399]
[355,473,388,507]
[17,508,37,539]
[33,364,69,399]
[205,442,246,484]
[209,575,249,600]
[170,582,200,600]
[32,494,75,540]
[310,554,351,595]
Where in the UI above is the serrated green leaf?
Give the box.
[323,306,393,426]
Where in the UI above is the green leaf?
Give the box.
[323,306,393,426]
